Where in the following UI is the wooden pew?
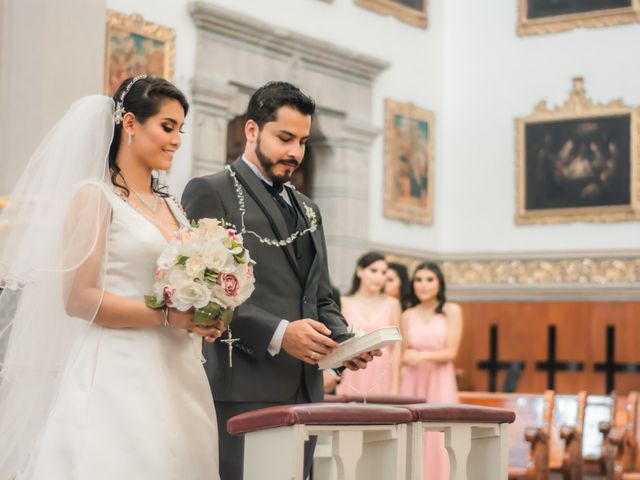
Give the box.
[581,394,615,475]
[553,391,587,480]
[599,392,639,480]
[459,391,588,480]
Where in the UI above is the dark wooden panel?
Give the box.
[454,301,640,394]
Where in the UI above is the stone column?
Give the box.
[190,77,243,176]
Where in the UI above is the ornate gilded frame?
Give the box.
[355,0,427,28]
[516,77,640,225]
[104,11,176,96]
[518,0,640,36]
[384,99,435,225]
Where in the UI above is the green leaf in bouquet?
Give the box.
[204,270,219,283]
[144,295,165,309]
[221,308,234,327]
[194,301,222,324]
[191,219,199,228]
[176,255,188,266]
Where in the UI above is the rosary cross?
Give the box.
[220,328,240,368]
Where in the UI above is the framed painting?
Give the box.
[355,0,428,28]
[516,77,640,224]
[518,0,640,35]
[104,11,175,96]
[384,100,435,225]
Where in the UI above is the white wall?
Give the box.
[105,0,640,256]
[439,1,640,253]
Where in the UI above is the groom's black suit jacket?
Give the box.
[182,158,349,403]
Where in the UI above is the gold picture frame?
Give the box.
[516,77,640,224]
[384,99,435,225]
[518,0,640,36]
[355,0,427,28]
[104,11,176,96]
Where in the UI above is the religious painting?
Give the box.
[104,11,175,96]
[384,100,434,224]
[516,77,640,224]
[518,0,640,35]
[355,0,428,28]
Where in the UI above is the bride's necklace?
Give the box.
[114,189,177,237]
[129,186,160,213]
[226,165,318,247]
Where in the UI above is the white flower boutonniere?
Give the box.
[303,203,317,227]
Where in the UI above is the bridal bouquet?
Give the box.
[144,218,255,325]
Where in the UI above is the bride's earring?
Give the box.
[128,133,133,146]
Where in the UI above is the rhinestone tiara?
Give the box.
[113,75,147,125]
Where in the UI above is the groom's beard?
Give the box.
[255,138,299,186]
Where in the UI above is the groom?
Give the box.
[182,81,378,479]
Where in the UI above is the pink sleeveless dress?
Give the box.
[336,299,395,396]
[400,311,458,480]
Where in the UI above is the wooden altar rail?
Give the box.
[227,402,515,480]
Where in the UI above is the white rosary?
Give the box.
[226,165,318,247]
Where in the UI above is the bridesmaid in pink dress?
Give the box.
[335,252,402,397]
[400,262,463,480]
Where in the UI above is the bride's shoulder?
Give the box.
[70,179,116,203]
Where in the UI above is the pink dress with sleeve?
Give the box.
[335,299,395,396]
[400,311,459,480]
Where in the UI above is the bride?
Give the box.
[0,76,223,479]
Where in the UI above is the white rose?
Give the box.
[172,280,211,311]
[179,236,206,258]
[202,242,235,273]
[185,256,206,280]
[157,245,179,269]
[199,218,227,241]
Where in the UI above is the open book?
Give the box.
[318,326,402,370]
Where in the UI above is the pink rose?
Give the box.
[163,285,176,307]
[219,273,240,297]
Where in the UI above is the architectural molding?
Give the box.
[189,1,389,84]
[371,242,640,300]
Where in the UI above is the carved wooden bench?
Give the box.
[599,392,639,480]
[581,394,615,476]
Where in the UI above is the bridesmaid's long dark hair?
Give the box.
[387,262,412,310]
[410,261,447,314]
[347,252,386,295]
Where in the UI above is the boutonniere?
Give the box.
[302,203,317,227]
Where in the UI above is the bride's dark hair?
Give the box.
[108,76,189,197]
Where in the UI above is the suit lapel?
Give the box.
[231,159,303,284]
[289,188,320,283]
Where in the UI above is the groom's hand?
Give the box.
[342,349,383,371]
[282,319,339,365]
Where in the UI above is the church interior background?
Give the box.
[2,1,640,466]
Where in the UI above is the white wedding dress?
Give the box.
[22,185,220,480]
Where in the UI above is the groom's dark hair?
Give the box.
[247,81,315,129]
